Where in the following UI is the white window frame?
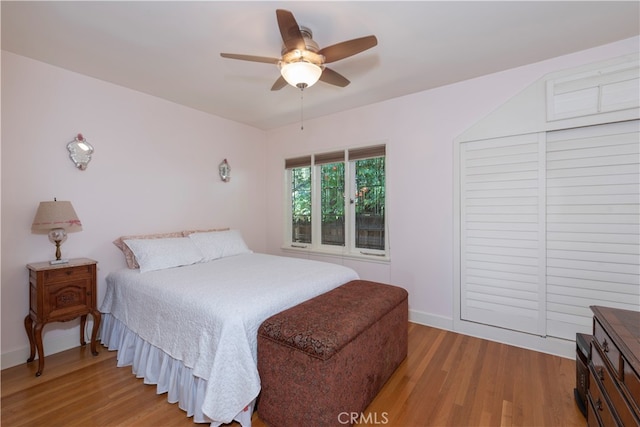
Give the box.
[283,146,389,262]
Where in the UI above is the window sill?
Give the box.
[280,245,390,264]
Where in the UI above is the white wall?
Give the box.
[264,36,640,356]
[1,51,268,368]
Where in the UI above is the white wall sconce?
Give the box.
[219,159,231,182]
[67,133,94,170]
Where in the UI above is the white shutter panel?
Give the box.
[546,120,640,340]
[460,133,546,335]
[546,59,640,121]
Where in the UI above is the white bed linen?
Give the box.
[100,253,359,425]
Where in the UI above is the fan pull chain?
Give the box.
[300,88,305,131]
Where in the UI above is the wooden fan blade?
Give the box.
[276,9,305,51]
[220,53,280,64]
[319,67,350,87]
[271,76,288,91]
[319,35,378,64]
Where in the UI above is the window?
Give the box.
[354,156,386,250]
[285,145,387,259]
[287,156,311,244]
[320,162,345,246]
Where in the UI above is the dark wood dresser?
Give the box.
[588,306,640,426]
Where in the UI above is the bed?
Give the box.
[100,229,359,426]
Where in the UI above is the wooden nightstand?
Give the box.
[24,258,101,376]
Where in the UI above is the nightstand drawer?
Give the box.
[43,264,93,283]
[44,280,91,320]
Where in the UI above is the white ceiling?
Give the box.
[2,1,639,130]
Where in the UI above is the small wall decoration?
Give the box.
[67,133,94,170]
[219,158,231,182]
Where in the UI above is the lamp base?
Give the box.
[50,259,69,265]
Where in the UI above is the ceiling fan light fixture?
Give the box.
[220,9,376,91]
[280,61,322,89]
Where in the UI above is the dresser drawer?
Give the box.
[588,366,620,427]
[43,264,93,283]
[594,318,622,378]
[591,346,633,426]
[587,394,602,427]
[622,355,640,420]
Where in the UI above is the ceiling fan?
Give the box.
[220,9,378,91]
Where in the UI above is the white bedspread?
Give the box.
[100,253,358,424]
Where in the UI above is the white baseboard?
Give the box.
[454,319,575,359]
[409,309,454,331]
[409,309,575,359]
[2,320,97,370]
[1,335,82,370]
[2,348,28,370]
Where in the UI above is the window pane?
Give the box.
[291,167,311,243]
[355,157,385,250]
[321,162,345,246]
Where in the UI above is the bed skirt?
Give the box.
[100,313,254,426]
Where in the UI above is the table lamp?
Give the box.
[32,199,82,264]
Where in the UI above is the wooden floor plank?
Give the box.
[1,323,585,426]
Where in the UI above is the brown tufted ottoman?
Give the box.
[257,280,408,427]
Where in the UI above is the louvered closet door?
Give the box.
[546,120,640,340]
[460,133,547,335]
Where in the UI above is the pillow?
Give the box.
[123,237,204,273]
[114,231,184,269]
[182,227,229,236]
[188,229,252,262]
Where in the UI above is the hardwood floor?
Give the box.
[1,323,585,426]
